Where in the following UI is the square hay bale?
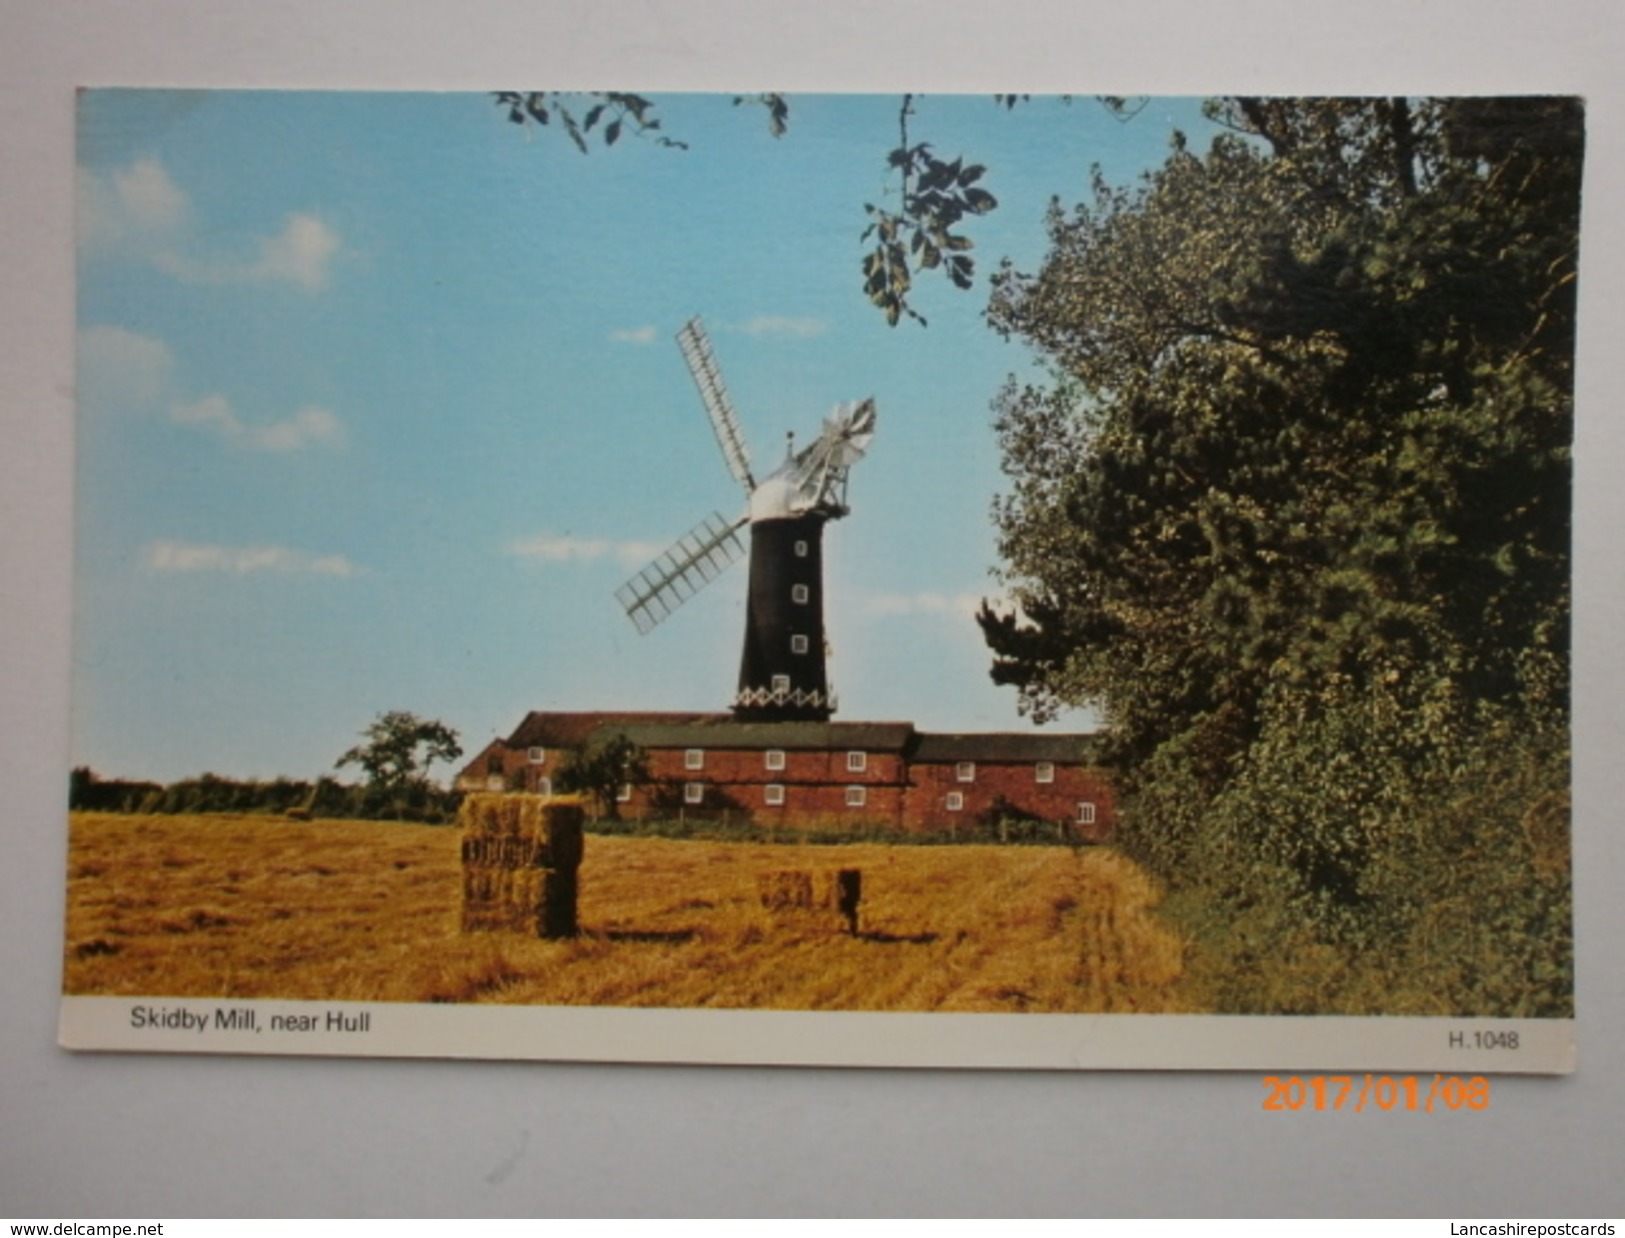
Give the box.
[757,867,862,934]
[459,793,584,937]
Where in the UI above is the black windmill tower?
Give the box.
[616,317,877,722]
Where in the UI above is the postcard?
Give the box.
[60,91,1578,1071]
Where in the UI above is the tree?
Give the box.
[983,97,1578,766]
[553,732,650,820]
[977,97,1580,1013]
[336,710,464,792]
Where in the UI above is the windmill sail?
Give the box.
[615,510,748,635]
[677,317,756,495]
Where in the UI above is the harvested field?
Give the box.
[62,812,1191,1012]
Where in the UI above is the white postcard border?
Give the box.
[59,996,1575,1074]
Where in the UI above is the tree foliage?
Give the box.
[859,94,999,327]
[493,91,686,152]
[337,710,464,792]
[980,97,1580,1014]
[494,90,1001,327]
[553,731,650,820]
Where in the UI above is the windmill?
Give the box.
[616,317,877,722]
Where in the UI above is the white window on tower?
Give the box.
[684,748,704,771]
[771,674,791,695]
[946,791,964,812]
[764,784,785,806]
[846,751,867,773]
[791,634,809,655]
[1076,801,1097,825]
[684,782,705,805]
[1036,762,1055,784]
[792,584,809,604]
[794,540,809,558]
[765,749,786,771]
[956,762,976,783]
[845,786,867,808]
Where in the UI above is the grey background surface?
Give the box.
[3,0,1621,1217]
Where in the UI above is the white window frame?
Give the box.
[527,746,546,764]
[956,761,976,783]
[791,583,809,604]
[794,540,809,558]
[684,748,704,771]
[615,783,633,803]
[846,750,867,773]
[946,791,964,812]
[765,749,786,771]
[1036,762,1055,784]
[790,634,809,655]
[845,785,867,808]
[771,674,791,695]
[1076,801,1097,825]
[764,784,785,806]
[684,782,705,805]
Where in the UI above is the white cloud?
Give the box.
[77,325,173,413]
[169,393,236,433]
[250,213,341,292]
[864,591,986,619]
[169,394,344,453]
[610,326,658,344]
[154,212,341,292]
[80,157,340,291]
[78,326,343,452]
[736,316,828,339]
[508,534,663,569]
[253,407,344,452]
[78,158,188,256]
[144,540,357,577]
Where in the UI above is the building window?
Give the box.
[764,784,785,806]
[616,783,633,803]
[791,634,809,654]
[1036,762,1055,784]
[792,584,809,604]
[1076,801,1096,825]
[956,762,976,783]
[684,748,704,771]
[845,786,867,808]
[486,754,503,775]
[527,746,545,764]
[846,751,867,773]
[765,749,786,771]
[794,540,809,558]
[535,775,552,797]
[946,791,964,812]
[771,674,790,694]
[684,782,705,805]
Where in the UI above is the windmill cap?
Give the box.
[749,470,802,521]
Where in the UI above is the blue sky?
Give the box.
[72,90,1217,783]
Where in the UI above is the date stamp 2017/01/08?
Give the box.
[1262,1075,1491,1113]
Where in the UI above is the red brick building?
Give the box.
[458,711,1114,841]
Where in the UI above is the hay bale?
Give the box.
[757,870,815,910]
[829,868,862,935]
[459,794,585,937]
[757,867,862,934]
